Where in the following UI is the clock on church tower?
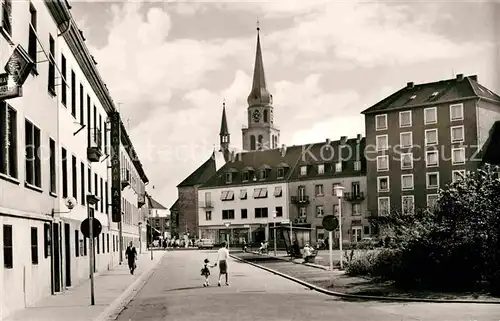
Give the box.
[252,110,261,122]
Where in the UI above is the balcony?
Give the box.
[345,192,365,202]
[87,128,102,162]
[291,195,310,205]
[199,200,213,209]
[121,168,130,190]
[137,193,146,208]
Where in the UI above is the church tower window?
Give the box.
[258,135,263,150]
[250,135,256,150]
[263,110,268,122]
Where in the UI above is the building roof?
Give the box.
[361,74,500,115]
[247,27,272,107]
[169,198,179,211]
[200,135,366,189]
[220,102,229,136]
[177,152,218,188]
[146,195,168,210]
[289,136,366,182]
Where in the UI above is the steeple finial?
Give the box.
[257,17,260,31]
[247,23,272,107]
[219,99,229,136]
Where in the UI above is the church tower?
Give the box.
[242,24,280,151]
[219,100,231,162]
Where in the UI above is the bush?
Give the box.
[345,251,378,276]
[360,164,500,293]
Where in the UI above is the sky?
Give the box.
[70,0,499,211]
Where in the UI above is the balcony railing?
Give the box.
[344,191,365,202]
[291,195,310,204]
[199,200,213,208]
[87,128,103,162]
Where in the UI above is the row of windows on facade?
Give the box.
[225,161,362,184]
[205,207,283,220]
[122,196,143,226]
[214,181,363,202]
[375,127,467,155]
[377,194,438,216]
[374,103,465,131]
[376,169,466,194]
[1,3,145,196]
[2,224,121,269]
[204,202,363,221]
[0,103,143,221]
[375,147,467,173]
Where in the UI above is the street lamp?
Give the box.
[224,222,230,252]
[333,185,345,270]
[272,210,277,256]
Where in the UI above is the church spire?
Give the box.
[247,22,272,107]
[219,99,230,162]
[219,99,229,136]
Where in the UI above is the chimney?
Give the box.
[280,144,287,157]
[456,74,464,81]
[407,82,414,89]
[326,138,331,144]
[340,136,347,145]
[231,151,236,162]
[356,134,362,142]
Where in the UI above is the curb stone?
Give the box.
[94,252,166,321]
[248,251,330,270]
[230,254,500,304]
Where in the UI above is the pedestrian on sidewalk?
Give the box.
[200,258,215,287]
[125,241,137,275]
[214,241,230,287]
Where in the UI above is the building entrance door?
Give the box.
[64,223,71,287]
[52,223,61,293]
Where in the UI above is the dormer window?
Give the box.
[221,190,234,201]
[300,166,307,176]
[225,173,232,183]
[277,167,285,179]
[318,164,325,175]
[258,166,270,180]
[242,171,250,181]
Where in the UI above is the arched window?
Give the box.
[258,135,263,150]
[271,135,275,148]
[263,110,268,122]
[250,135,256,150]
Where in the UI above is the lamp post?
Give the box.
[333,185,345,270]
[138,222,142,255]
[149,217,153,260]
[224,222,230,252]
[86,194,100,306]
[272,211,277,256]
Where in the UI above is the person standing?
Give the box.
[125,241,137,275]
[215,241,230,286]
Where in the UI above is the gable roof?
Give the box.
[169,198,179,211]
[200,135,366,189]
[361,75,500,115]
[147,195,168,210]
[177,152,217,188]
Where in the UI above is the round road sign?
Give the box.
[322,215,338,231]
[80,218,102,238]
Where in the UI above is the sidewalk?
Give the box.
[4,252,165,321]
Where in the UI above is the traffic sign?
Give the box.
[81,218,102,238]
[322,215,338,231]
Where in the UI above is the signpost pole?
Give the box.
[88,206,95,306]
[329,230,333,271]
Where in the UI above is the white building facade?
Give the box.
[198,181,290,245]
[0,1,148,319]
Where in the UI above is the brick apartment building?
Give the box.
[362,74,500,217]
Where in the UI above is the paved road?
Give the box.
[115,250,500,321]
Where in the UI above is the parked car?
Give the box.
[197,239,214,249]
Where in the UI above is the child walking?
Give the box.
[200,258,213,287]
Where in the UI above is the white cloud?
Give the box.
[291,115,365,146]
